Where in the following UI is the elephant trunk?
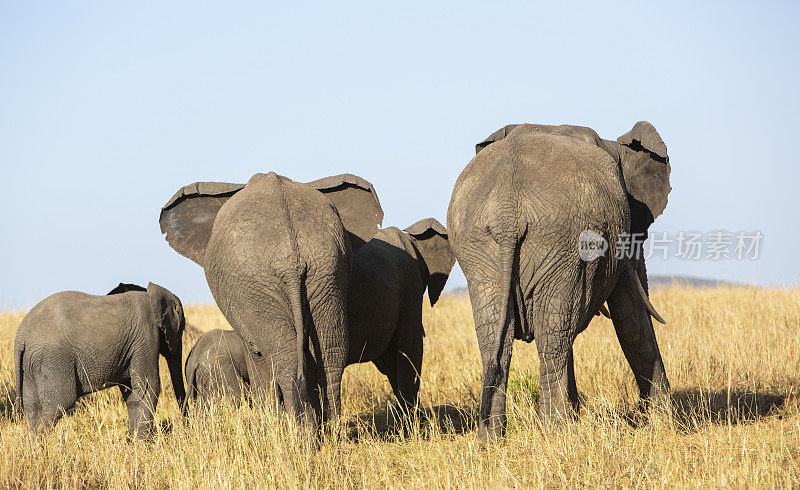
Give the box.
[166,344,187,415]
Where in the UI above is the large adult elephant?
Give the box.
[448,122,671,440]
[159,172,383,435]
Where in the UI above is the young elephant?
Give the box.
[13,282,186,439]
[184,329,250,407]
[347,218,455,410]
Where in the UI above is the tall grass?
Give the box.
[1,286,798,487]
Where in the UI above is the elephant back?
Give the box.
[449,127,628,248]
[207,172,350,280]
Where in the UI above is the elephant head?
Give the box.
[403,218,456,306]
[160,174,383,267]
[147,282,187,411]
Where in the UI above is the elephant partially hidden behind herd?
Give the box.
[12,121,672,443]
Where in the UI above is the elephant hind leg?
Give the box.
[35,405,66,435]
[249,355,281,411]
[34,370,78,435]
[373,328,423,414]
[466,278,515,441]
[219,363,245,403]
[533,293,584,424]
[306,290,347,431]
[276,372,317,441]
[21,372,42,430]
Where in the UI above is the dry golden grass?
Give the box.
[1,286,799,487]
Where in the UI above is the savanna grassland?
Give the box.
[1,286,799,487]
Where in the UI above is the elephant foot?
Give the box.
[537,397,579,429]
[637,389,672,414]
[477,417,506,443]
[635,369,671,412]
[384,403,423,439]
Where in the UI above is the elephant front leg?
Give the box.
[122,367,161,441]
[607,261,670,405]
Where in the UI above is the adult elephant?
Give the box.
[159,172,383,436]
[448,122,671,440]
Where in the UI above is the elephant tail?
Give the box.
[266,171,309,397]
[496,238,516,342]
[492,224,530,342]
[287,273,307,385]
[13,338,24,414]
[269,171,308,387]
[513,274,530,341]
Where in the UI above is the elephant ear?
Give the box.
[307,174,384,250]
[616,121,671,228]
[475,124,521,154]
[159,181,245,266]
[147,282,184,353]
[107,283,146,295]
[404,218,455,306]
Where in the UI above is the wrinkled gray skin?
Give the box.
[347,218,455,410]
[13,282,186,440]
[448,122,672,440]
[179,217,455,414]
[184,329,250,407]
[160,172,384,437]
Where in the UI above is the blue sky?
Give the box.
[1,2,798,308]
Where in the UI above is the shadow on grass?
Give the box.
[668,388,789,428]
[609,388,791,432]
[346,403,478,442]
[344,387,792,441]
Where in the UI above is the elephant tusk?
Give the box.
[598,303,611,319]
[634,271,666,324]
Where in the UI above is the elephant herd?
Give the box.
[13,121,672,443]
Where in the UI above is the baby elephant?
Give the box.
[184,329,251,408]
[347,218,455,410]
[14,282,186,439]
